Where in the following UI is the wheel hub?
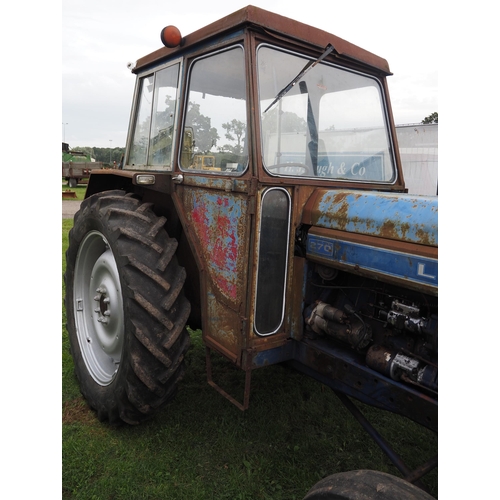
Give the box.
[94,286,111,323]
[74,231,125,386]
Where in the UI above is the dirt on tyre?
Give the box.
[65,190,191,424]
[303,470,435,500]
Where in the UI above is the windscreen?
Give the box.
[258,45,396,183]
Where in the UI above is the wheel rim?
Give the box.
[73,230,125,386]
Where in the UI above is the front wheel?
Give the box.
[303,470,435,500]
[65,190,191,424]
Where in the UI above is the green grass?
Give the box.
[62,181,87,200]
[62,221,438,499]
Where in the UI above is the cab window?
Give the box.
[258,45,396,183]
[128,62,180,169]
[180,46,248,174]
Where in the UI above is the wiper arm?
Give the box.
[264,43,334,113]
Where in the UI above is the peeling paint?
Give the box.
[303,189,438,246]
[185,189,247,303]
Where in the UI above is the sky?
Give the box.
[61,0,439,148]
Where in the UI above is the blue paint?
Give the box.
[251,342,295,368]
[185,175,248,192]
[312,190,438,246]
[190,190,244,301]
[307,234,438,289]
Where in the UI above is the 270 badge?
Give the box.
[307,236,334,257]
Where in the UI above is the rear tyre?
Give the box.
[303,470,435,500]
[65,190,191,424]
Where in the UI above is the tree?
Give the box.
[222,119,246,154]
[422,112,438,124]
[185,101,219,153]
[262,109,307,134]
[73,147,125,164]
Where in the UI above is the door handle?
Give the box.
[172,174,184,184]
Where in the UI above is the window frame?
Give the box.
[124,57,183,171]
[178,44,249,176]
[256,43,398,185]
[253,187,292,337]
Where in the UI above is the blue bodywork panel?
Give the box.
[307,233,438,290]
[302,189,438,247]
[303,189,438,294]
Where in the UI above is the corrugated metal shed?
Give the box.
[396,124,438,196]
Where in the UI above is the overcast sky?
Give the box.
[62,0,438,148]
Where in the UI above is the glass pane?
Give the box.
[148,64,180,166]
[129,75,153,166]
[255,189,290,335]
[181,47,248,174]
[258,46,395,182]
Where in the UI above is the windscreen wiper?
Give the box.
[264,43,334,113]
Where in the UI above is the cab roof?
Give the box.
[134,5,391,75]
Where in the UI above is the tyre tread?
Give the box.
[65,190,191,425]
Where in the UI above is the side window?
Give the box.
[254,188,291,335]
[180,46,248,174]
[128,62,180,169]
[149,65,180,166]
[128,75,153,166]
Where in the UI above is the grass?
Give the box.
[62,181,88,201]
[62,220,438,499]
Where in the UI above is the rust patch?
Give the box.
[380,219,397,239]
[399,222,410,239]
[331,192,350,230]
[415,227,434,246]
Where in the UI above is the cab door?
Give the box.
[173,44,254,365]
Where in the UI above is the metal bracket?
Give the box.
[205,346,252,411]
[334,390,437,492]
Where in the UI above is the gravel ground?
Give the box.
[62,200,82,219]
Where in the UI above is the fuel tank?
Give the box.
[302,189,438,295]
